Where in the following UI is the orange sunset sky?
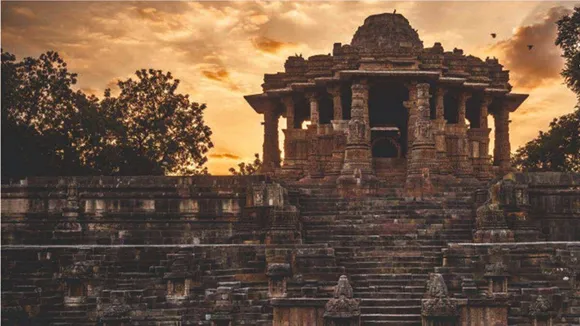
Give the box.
[2,1,578,174]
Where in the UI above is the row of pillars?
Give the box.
[262,81,512,176]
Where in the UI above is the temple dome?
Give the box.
[350,13,423,53]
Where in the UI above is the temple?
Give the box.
[245,13,527,194]
[2,13,579,326]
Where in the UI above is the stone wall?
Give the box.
[439,242,580,325]
[2,176,268,245]
[1,243,343,325]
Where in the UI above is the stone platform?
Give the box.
[1,173,579,325]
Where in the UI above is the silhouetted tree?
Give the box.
[556,6,580,98]
[229,153,262,176]
[511,8,580,173]
[512,107,580,172]
[1,51,213,181]
[100,69,213,175]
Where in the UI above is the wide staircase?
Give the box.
[300,188,475,325]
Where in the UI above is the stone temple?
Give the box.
[2,13,579,326]
[245,13,528,195]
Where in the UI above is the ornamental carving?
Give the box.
[421,273,458,317]
[414,119,433,142]
[60,261,93,280]
[529,295,553,317]
[101,296,131,318]
[266,263,291,277]
[324,275,361,318]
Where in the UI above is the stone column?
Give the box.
[456,91,474,177]
[433,88,451,174]
[305,92,322,178]
[494,106,511,175]
[337,80,376,193]
[282,96,294,130]
[404,81,419,149]
[327,86,348,177]
[261,106,281,173]
[305,92,319,126]
[405,83,437,197]
[478,95,493,180]
[328,85,343,121]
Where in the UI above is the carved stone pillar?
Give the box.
[455,91,474,177]
[433,88,451,174]
[474,95,493,180]
[54,178,82,240]
[282,96,294,130]
[305,92,320,126]
[404,81,419,148]
[337,81,376,193]
[494,106,511,175]
[262,106,281,173]
[266,263,291,298]
[473,181,515,243]
[421,273,459,326]
[324,275,360,326]
[328,85,343,121]
[405,83,437,197]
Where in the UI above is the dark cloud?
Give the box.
[208,153,241,160]
[201,67,240,92]
[489,6,571,89]
[252,36,294,54]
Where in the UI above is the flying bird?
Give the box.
[490,33,497,38]
[527,45,534,50]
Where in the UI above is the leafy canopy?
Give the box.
[512,107,580,173]
[1,51,213,181]
[511,8,580,173]
[555,6,580,98]
[229,153,262,176]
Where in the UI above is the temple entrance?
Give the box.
[369,82,409,181]
[371,134,401,158]
[369,82,409,157]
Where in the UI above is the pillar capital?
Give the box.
[327,85,341,97]
[280,95,294,108]
[351,81,369,95]
[304,91,319,102]
[435,87,448,97]
[458,91,473,103]
[481,94,493,107]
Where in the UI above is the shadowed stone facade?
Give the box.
[2,13,579,326]
[245,13,528,196]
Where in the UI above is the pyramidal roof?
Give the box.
[350,13,423,53]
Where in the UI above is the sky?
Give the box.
[2,1,578,175]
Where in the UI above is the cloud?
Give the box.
[201,66,240,91]
[208,153,241,160]
[487,6,571,89]
[252,36,295,54]
[11,6,36,19]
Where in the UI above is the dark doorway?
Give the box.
[368,83,409,157]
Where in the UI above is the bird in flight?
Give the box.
[490,33,497,38]
[527,45,534,50]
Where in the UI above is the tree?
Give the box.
[1,51,213,181]
[1,51,92,179]
[556,6,580,98]
[229,153,262,176]
[100,69,213,175]
[512,107,580,172]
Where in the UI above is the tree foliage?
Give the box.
[1,51,213,181]
[512,107,580,173]
[556,6,580,98]
[229,153,262,176]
